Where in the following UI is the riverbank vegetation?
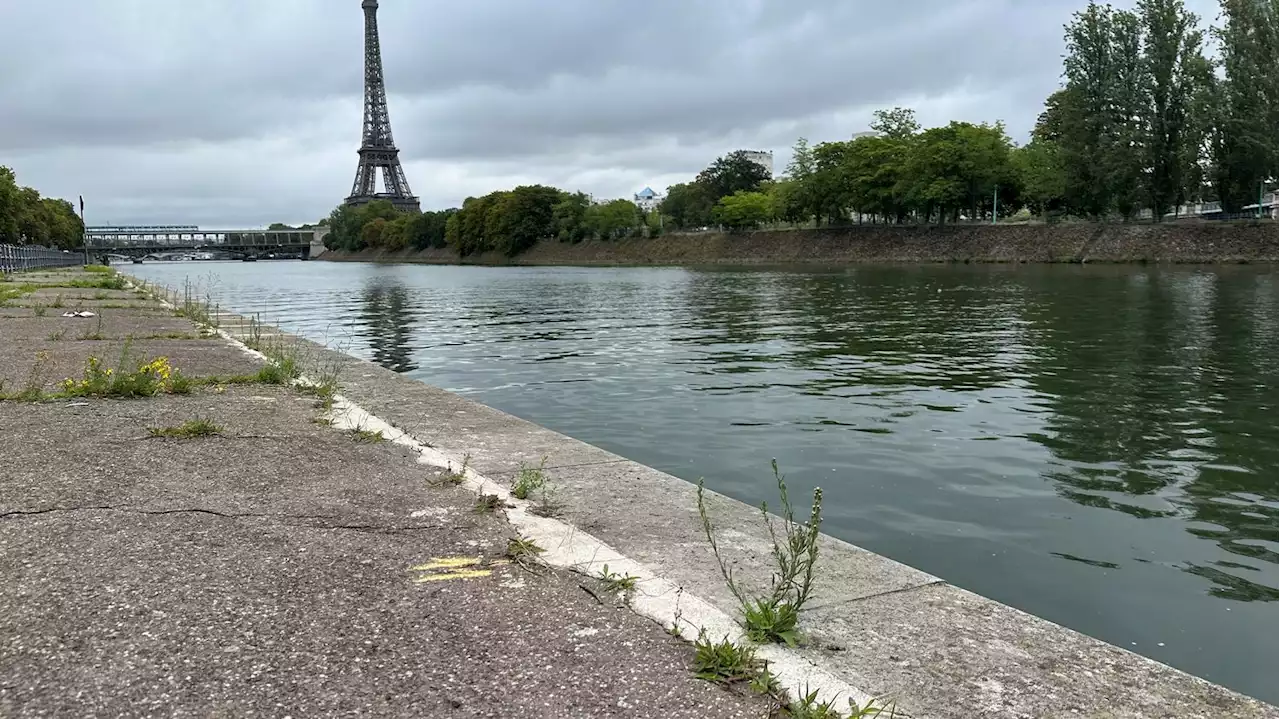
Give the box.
[321,0,1276,258]
[0,166,84,249]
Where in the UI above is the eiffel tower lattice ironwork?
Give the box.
[345,0,420,212]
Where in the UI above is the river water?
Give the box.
[131,260,1278,702]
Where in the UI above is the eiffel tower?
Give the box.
[345,0,420,212]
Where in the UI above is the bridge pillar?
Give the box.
[309,227,331,259]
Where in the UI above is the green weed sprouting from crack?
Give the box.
[439,455,470,485]
[505,537,545,567]
[596,564,639,593]
[692,631,759,685]
[147,418,222,439]
[350,428,385,444]
[510,457,548,500]
[696,460,822,647]
[473,494,504,514]
[46,328,67,341]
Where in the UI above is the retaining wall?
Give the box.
[321,221,1279,267]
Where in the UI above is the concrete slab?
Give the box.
[26,288,140,301]
[792,583,1274,718]
[0,313,206,341]
[0,338,265,391]
[1,510,762,718]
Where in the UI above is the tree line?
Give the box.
[324,0,1277,255]
[0,166,84,249]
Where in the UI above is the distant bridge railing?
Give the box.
[1,244,85,273]
[85,228,316,249]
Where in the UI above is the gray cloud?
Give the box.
[0,0,1218,227]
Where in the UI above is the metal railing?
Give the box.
[0,244,86,273]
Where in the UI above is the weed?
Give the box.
[46,328,67,341]
[313,416,335,426]
[147,418,222,439]
[350,428,385,444]
[696,460,823,646]
[692,632,758,685]
[84,265,114,274]
[59,349,183,399]
[510,457,548,500]
[596,564,639,593]
[168,370,194,395]
[60,276,126,290]
[529,481,565,518]
[505,536,545,564]
[92,291,110,300]
[32,302,47,317]
[845,698,898,718]
[78,313,105,341]
[440,455,470,485]
[787,687,844,719]
[4,351,52,401]
[50,294,65,308]
[0,282,38,305]
[253,357,299,385]
[473,494,503,514]
[749,663,782,697]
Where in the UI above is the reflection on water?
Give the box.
[132,261,1278,702]
[360,283,418,374]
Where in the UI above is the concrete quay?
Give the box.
[0,269,769,718]
[1,266,1274,718]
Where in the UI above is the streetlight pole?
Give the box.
[992,185,999,224]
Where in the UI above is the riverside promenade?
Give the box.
[0,268,768,717]
[1,266,1275,718]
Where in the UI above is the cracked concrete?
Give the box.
[0,268,771,718]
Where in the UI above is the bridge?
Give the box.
[85,225,329,260]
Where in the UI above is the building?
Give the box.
[738,150,774,178]
[633,186,663,211]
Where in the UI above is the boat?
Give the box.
[242,255,258,262]
[131,258,144,264]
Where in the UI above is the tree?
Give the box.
[584,199,641,240]
[361,217,389,248]
[1013,140,1068,219]
[869,107,921,139]
[494,185,563,256]
[0,167,22,243]
[660,182,714,229]
[267,222,296,230]
[712,191,772,232]
[695,151,771,201]
[1211,0,1279,211]
[553,191,591,242]
[1139,0,1205,218]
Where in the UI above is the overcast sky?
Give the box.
[0,0,1220,228]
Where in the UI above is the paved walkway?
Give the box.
[0,269,769,718]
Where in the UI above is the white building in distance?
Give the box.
[633,186,663,211]
[739,150,774,178]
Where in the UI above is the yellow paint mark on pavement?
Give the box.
[409,556,511,583]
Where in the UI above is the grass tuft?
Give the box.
[596,564,639,593]
[473,494,503,514]
[692,632,759,685]
[506,536,545,562]
[83,265,114,274]
[350,428,385,444]
[147,418,222,439]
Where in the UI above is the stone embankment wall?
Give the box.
[319,221,1278,266]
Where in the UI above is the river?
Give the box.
[130,260,1278,702]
